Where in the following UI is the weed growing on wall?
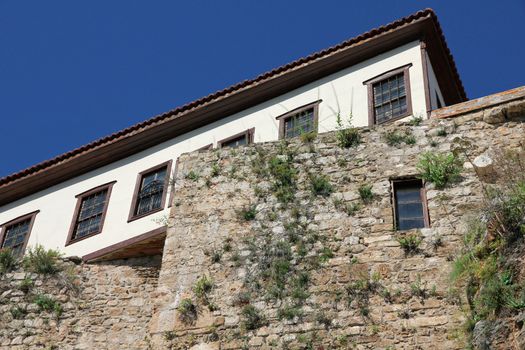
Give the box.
[383,130,416,147]
[335,113,361,148]
[0,248,17,274]
[417,152,462,189]
[177,298,198,325]
[450,146,525,346]
[23,245,62,275]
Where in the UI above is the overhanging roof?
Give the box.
[0,8,466,207]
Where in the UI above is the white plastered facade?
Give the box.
[0,40,444,258]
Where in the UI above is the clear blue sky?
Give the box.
[1,1,524,178]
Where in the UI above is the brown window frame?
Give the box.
[0,210,40,256]
[217,128,255,148]
[391,178,430,231]
[364,64,413,126]
[66,181,116,246]
[276,100,321,140]
[128,160,173,223]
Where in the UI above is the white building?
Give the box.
[0,9,466,261]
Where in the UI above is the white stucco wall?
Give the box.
[0,40,429,258]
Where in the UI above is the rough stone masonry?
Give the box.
[1,87,524,350]
[149,89,525,349]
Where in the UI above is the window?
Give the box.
[66,182,115,245]
[392,179,429,230]
[0,211,39,256]
[128,161,172,222]
[218,128,255,148]
[364,64,412,125]
[276,100,321,139]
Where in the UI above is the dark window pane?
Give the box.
[394,180,427,230]
[398,218,425,231]
[2,219,31,256]
[221,134,248,148]
[372,72,407,123]
[135,167,168,216]
[397,203,424,219]
[396,188,421,202]
[72,188,109,240]
[284,108,315,138]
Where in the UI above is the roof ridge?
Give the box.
[0,8,464,188]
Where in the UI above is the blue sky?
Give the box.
[0,1,524,178]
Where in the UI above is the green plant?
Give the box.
[404,134,416,145]
[345,202,361,216]
[210,250,221,263]
[437,127,448,137]
[239,205,257,221]
[19,276,34,293]
[309,174,333,197]
[383,130,416,146]
[277,304,303,320]
[10,305,27,319]
[300,131,317,143]
[164,331,177,341]
[337,158,348,167]
[177,298,198,325]
[416,152,462,189]
[34,294,63,317]
[410,274,428,299]
[233,291,251,306]
[319,247,334,263]
[222,238,232,252]
[268,155,297,204]
[185,170,200,181]
[241,305,265,330]
[0,248,17,274]
[23,245,62,274]
[335,113,361,148]
[193,276,214,300]
[397,232,422,255]
[358,184,373,203]
[408,115,423,126]
[315,311,332,329]
[210,163,221,177]
[383,131,405,146]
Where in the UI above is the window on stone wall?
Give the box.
[128,161,172,222]
[218,128,255,148]
[364,64,412,125]
[0,211,39,256]
[392,179,429,230]
[67,182,115,245]
[276,101,321,139]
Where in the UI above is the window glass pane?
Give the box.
[397,203,424,219]
[73,188,109,240]
[372,72,407,123]
[398,218,425,231]
[2,219,31,255]
[135,166,168,216]
[396,188,421,202]
[221,134,247,148]
[394,180,426,230]
[284,108,314,138]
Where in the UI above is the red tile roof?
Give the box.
[0,8,466,204]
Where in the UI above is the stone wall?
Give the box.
[149,96,525,349]
[1,89,524,350]
[0,255,161,349]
